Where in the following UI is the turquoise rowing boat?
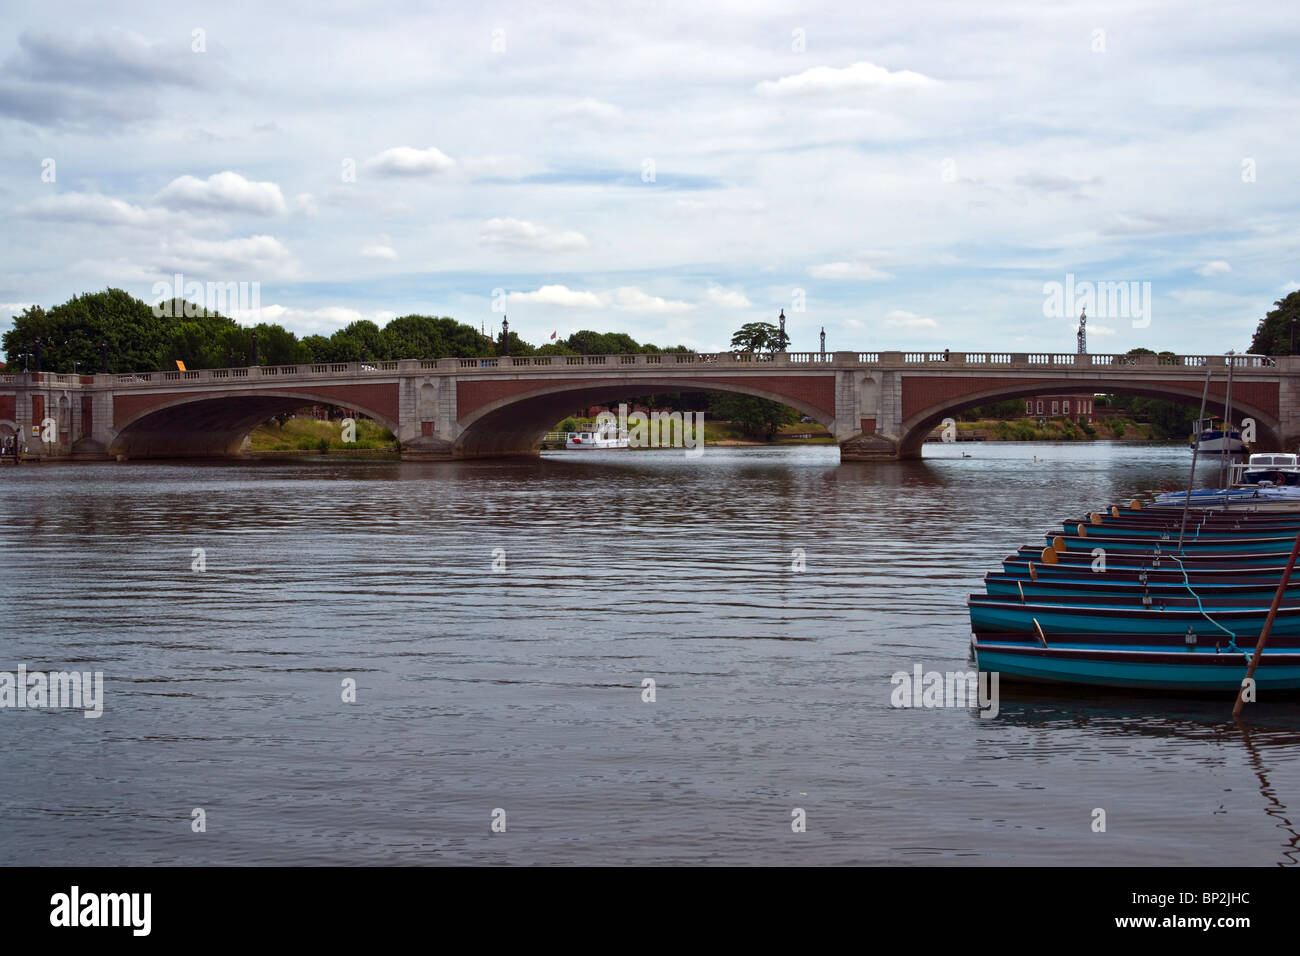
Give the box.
[971,633,1300,691]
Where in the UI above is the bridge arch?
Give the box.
[453,376,835,457]
[110,389,400,459]
[897,377,1282,457]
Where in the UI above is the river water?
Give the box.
[1,441,1297,866]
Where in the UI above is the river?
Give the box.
[1,441,1297,865]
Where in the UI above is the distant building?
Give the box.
[1023,395,1095,424]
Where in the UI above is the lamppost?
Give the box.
[777,309,786,354]
[251,329,259,367]
[1290,316,1295,355]
[819,326,825,356]
[500,315,509,356]
[100,340,109,374]
[33,337,41,373]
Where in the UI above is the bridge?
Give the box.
[1,350,1295,462]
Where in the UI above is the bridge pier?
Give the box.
[837,434,905,460]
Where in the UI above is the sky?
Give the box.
[1,0,1297,356]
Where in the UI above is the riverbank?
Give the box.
[245,417,397,452]
[934,417,1163,442]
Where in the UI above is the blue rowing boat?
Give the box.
[984,575,1300,601]
[971,633,1300,691]
[970,496,1300,692]
[1042,532,1293,554]
[969,596,1300,636]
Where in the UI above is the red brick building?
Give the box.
[1024,395,1095,424]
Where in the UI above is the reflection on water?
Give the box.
[1,441,1297,865]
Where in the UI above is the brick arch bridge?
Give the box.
[0,350,1294,462]
[897,372,1283,457]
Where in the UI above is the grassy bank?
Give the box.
[246,416,397,452]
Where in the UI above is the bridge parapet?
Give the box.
[3,351,1292,394]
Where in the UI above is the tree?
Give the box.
[383,314,449,359]
[565,330,643,355]
[708,392,798,439]
[1249,290,1300,355]
[730,321,789,354]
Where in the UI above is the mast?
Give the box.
[1221,351,1236,509]
[1177,361,1215,552]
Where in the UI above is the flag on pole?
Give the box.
[175,360,187,371]
[550,331,557,341]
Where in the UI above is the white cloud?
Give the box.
[1197,260,1232,277]
[159,234,295,277]
[809,261,894,280]
[756,61,937,97]
[360,244,398,260]
[0,302,35,319]
[19,192,156,226]
[551,98,624,125]
[501,284,694,312]
[703,285,751,308]
[505,285,604,308]
[478,217,589,251]
[363,146,455,177]
[882,310,939,329]
[232,304,396,333]
[610,287,694,313]
[157,171,288,216]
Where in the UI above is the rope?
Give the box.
[1169,555,1244,657]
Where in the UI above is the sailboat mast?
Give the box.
[1177,361,1215,552]
[1222,351,1236,509]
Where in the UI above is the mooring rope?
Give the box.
[1170,554,1243,656]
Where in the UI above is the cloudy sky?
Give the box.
[1,1,1296,354]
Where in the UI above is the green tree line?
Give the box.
[0,289,691,373]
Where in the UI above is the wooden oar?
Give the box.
[1233,524,1300,717]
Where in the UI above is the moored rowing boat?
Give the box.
[970,496,1300,692]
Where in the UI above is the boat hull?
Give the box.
[972,637,1300,691]
[968,598,1300,635]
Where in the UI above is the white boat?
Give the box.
[1153,484,1300,505]
[1192,420,1246,454]
[1240,452,1300,486]
[565,421,629,449]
